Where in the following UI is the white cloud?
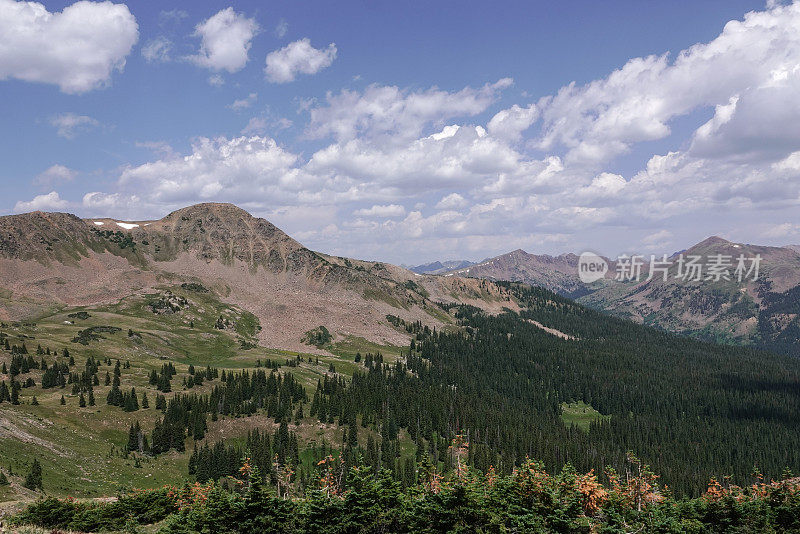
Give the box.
[487,104,538,142]
[208,74,224,86]
[353,204,406,218]
[118,136,304,205]
[48,3,800,262]
[307,79,512,144]
[14,191,68,212]
[190,8,258,73]
[0,0,138,94]
[536,2,800,166]
[435,193,468,210]
[34,164,77,188]
[142,36,172,63]
[229,93,257,111]
[265,38,337,83]
[50,113,99,139]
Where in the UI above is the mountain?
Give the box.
[2,204,800,513]
[444,249,594,299]
[409,259,475,275]
[0,203,514,352]
[441,237,800,355]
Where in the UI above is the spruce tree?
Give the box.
[10,381,20,405]
[23,459,42,491]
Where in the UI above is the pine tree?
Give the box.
[141,392,149,409]
[79,393,86,407]
[88,388,95,406]
[127,421,141,452]
[60,395,66,405]
[10,381,20,405]
[31,396,38,406]
[23,459,42,491]
[0,469,8,486]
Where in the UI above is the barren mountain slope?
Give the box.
[0,203,517,352]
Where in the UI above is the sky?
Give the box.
[2,0,800,264]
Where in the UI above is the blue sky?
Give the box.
[2,0,800,264]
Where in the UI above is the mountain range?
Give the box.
[0,203,514,352]
[439,237,800,355]
[3,204,799,356]
[2,202,800,511]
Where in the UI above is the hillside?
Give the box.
[0,204,514,352]
[2,204,800,519]
[1,278,799,510]
[442,237,800,355]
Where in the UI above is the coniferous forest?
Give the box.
[8,283,800,532]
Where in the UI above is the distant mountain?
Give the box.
[442,237,800,355]
[410,259,475,275]
[0,203,516,351]
[786,244,800,254]
[443,249,593,299]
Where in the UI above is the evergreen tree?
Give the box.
[10,381,20,405]
[23,459,42,491]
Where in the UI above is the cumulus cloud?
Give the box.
[50,112,99,139]
[53,3,800,262]
[265,38,337,83]
[435,193,468,210]
[118,136,304,205]
[307,79,512,144]
[353,204,406,218]
[487,104,538,142]
[190,8,258,73]
[14,191,68,212]
[33,164,77,188]
[0,0,138,94]
[536,2,800,167]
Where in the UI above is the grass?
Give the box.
[560,401,610,432]
[0,282,433,504]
